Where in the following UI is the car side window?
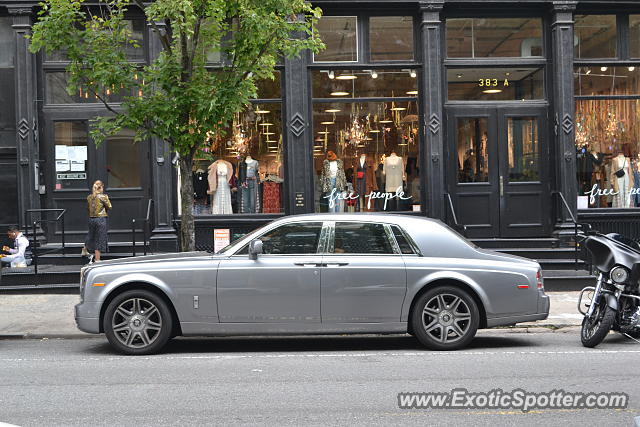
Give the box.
[333,222,394,254]
[391,225,416,255]
[249,222,324,255]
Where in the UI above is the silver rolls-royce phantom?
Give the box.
[75,214,549,354]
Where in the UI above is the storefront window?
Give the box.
[192,102,284,216]
[446,18,543,58]
[632,15,640,58]
[45,72,136,104]
[314,16,358,62]
[575,15,617,59]
[575,66,640,96]
[54,121,89,190]
[575,99,640,208]
[312,69,418,98]
[447,67,544,101]
[0,17,15,144]
[106,129,141,188]
[369,17,414,61]
[45,19,145,62]
[312,100,420,212]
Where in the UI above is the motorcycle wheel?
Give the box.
[581,299,616,348]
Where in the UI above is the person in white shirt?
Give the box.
[2,226,30,267]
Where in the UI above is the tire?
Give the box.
[411,286,480,351]
[581,300,616,348]
[103,289,173,355]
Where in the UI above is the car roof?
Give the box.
[272,213,441,227]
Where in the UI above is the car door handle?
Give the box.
[294,262,323,267]
[325,262,349,267]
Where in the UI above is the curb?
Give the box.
[0,325,582,340]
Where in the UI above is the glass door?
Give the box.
[447,106,549,238]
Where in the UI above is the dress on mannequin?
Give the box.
[208,160,234,214]
[320,151,347,213]
[610,154,634,208]
[238,156,260,213]
[383,153,405,193]
[355,154,378,211]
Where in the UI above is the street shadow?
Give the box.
[81,333,535,356]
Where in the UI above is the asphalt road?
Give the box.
[1,331,639,427]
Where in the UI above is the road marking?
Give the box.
[1,349,640,363]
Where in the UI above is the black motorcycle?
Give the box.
[579,231,640,347]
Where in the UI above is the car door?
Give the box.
[321,221,407,323]
[216,221,326,323]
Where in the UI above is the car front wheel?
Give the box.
[411,286,480,351]
[103,289,173,355]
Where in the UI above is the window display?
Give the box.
[191,102,284,215]
[312,100,420,212]
[576,99,640,208]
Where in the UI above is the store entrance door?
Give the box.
[446,106,550,238]
[41,119,151,243]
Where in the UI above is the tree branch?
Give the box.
[132,0,172,54]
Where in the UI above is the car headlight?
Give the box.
[610,266,629,284]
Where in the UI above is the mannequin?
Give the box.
[321,150,347,213]
[238,155,260,213]
[610,152,634,208]
[207,159,234,214]
[354,153,378,211]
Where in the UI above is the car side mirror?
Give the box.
[248,239,263,260]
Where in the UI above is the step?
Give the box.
[35,252,142,266]
[38,241,148,253]
[472,238,560,249]
[494,247,580,260]
[1,264,81,287]
[539,258,589,271]
[542,269,597,292]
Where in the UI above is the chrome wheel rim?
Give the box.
[422,293,472,344]
[111,298,162,348]
[583,302,603,340]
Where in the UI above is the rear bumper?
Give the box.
[74,302,101,334]
[486,293,550,328]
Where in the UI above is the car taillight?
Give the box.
[536,269,544,290]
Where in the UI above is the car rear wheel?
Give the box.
[103,289,172,355]
[411,286,480,351]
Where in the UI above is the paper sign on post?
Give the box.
[214,229,231,254]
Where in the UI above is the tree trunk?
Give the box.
[178,155,196,251]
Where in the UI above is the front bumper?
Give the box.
[74,302,101,334]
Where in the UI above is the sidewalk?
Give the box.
[0,292,583,339]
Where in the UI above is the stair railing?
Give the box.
[553,191,585,271]
[445,193,468,237]
[24,209,66,275]
[132,199,154,257]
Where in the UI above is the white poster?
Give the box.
[76,146,88,161]
[55,160,70,172]
[70,160,85,172]
[214,229,231,254]
[55,145,68,160]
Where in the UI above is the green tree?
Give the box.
[29,0,323,251]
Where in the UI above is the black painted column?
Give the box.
[420,1,445,220]
[551,1,577,225]
[283,17,313,215]
[9,6,40,228]
[147,21,178,251]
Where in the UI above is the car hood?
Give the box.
[84,251,224,268]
